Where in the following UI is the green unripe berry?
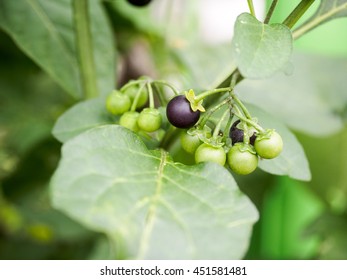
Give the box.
[106,90,131,115]
[254,130,283,159]
[137,108,162,132]
[180,132,201,154]
[195,143,226,166]
[119,111,140,132]
[227,143,258,175]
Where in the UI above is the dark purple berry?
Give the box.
[230,120,243,145]
[166,95,200,129]
[231,119,240,130]
[229,120,257,145]
[127,0,151,7]
[230,128,244,145]
[250,133,257,146]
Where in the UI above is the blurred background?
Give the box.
[1,0,347,259]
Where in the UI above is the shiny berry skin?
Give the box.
[195,143,226,166]
[227,143,258,175]
[106,90,131,115]
[137,108,162,132]
[119,111,140,132]
[126,0,151,7]
[166,95,200,128]
[180,132,201,154]
[254,130,283,159]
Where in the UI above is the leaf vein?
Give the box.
[136,150,167,259]
[162,175,216,212]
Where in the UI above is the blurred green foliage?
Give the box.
[1,0,347,259]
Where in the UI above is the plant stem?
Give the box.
[72,0,98,99]
[198,97,232,128]
[152,83,167,106]
[130,83,146,111]
[229,70,240,89]
[282,0,315,29]
[147,82,155,109]
[203,69,241,110]
[230,91,252,120]
[214,69,244,95]
[222,110,234,142]
[195,87,231,102]
[152,80,179,96]
[264,0,278,24]
[213,109,229,139]
[233,106,264,132]
[120,80,145,92]
[292,3,347,39]
[159,126,178,150]
[247,0,256,17]
[242,121,250,144]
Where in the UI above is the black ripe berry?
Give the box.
[250,133,257,146]
[230,127,244,145]
[166,95,200,129]
[230,120,257,145]
[230,120,244,145]
[126,0,151,7]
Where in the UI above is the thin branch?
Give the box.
[72,0,98,99]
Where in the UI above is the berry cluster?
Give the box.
[106,79,164,133]
[227,126,283,175]
[166,88,283,175]
[106,77,283,175]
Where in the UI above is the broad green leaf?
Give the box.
[0,0,77,96]
[52,97,165,149]
[52,97,112,143]
[247,104,311,181]
[231,13,293,79]
[0,0,115,98]
[50,125,258,259]
[236,52,347,136]
[293,0,347,39]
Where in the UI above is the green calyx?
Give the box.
[187,126,224,148]
[187,125,211,139]
[185,89,206,112]
[233,142,257,155]
[201,135,224,148]
[255,128,276,141]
